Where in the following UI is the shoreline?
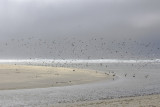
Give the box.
[0,63,159,106]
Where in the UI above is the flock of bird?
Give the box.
[0,36,159,60]
[0,36,159,81]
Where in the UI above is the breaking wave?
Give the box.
[0,59,159,64]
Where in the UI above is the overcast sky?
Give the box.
[0,0,160,59]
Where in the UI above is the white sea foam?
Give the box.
[0,59,159,64]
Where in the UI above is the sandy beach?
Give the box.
[0,64,110,90]
[0,62,160,107]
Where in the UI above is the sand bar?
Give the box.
[0,64,110,90]
[57,94,160,107]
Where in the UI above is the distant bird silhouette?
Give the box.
[125,74,127,77]
[133,74,135,77]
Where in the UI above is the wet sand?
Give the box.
[0,64,110,90]
[57,94,160,107]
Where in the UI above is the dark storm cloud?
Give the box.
[0,0,160,59]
